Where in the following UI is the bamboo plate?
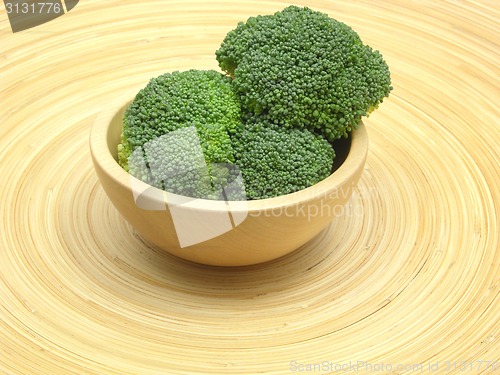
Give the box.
[1,0,498,374]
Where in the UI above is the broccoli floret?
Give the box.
[231,119,335,200]
[216,5,392,141]
[118,69,242,199]
[117,6,392,201]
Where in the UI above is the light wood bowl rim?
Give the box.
[89,99,368,212]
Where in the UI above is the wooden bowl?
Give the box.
[90,101,368,266]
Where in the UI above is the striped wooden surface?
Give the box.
[1,1,498,373]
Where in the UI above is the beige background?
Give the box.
[1,0,498,373]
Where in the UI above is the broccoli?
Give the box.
[216,5,392,141]
[117,69,242,199]
[117,6,392,201]
[231,119,335,200]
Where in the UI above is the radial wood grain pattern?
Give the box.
[0,1,498,374]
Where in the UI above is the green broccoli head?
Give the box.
[119,69,240,170]
[231,119,335,200]
[118,69,242,199]
[117,6,392,201]
[216,5,392,141]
